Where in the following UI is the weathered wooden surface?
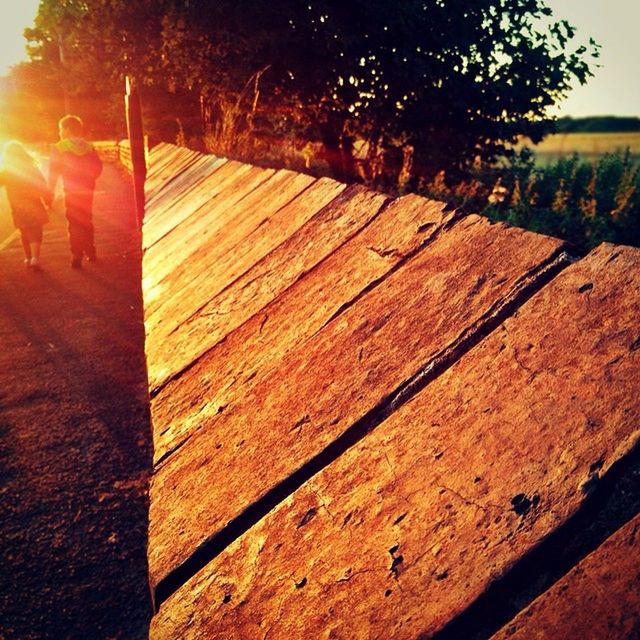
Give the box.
[150,186,392,460]
[142,144,640,638]
[491,512,640,640]
[143,155,227,248]
[145,170,337,320]
[148,212,566,591]
[148,171,343,368]
[145,176,349,390]
[150,242,640,639]
[148,192,448,462]
[145,144,203,201]
[143,163,274,295]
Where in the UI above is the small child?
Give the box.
[48,115,103,269]
[0,141,51,269]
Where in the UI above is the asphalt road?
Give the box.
[0,163,152,639]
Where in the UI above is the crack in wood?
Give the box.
[429,442,640,640]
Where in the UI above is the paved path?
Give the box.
[0,164,152,639]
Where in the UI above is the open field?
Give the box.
[516,131,640,164]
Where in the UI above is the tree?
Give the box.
[294,0,600,183]
[156,0,599,184]
[23,0,167,136]
[23,0,599,185]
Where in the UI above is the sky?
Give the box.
[0,0,638,118]
[0,0,40,74]
[544,0,640,118]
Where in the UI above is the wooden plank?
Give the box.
[144,142,179,182]
[146,142,182,168]
[147,170,316,328]
[144,143,178,187]
[145,156,204,216]
[143,156,228,248]
[144,156,227,230]
[143,170,317,346]
[145,178,347,382]
[144,180,359,393]
[150,187,413,460]
[150,243,640,639]
[148,214,566,591]
[142,164,274,296]
[145,146,202,200]
[145,144,200,188]
[491,513,640,640]
[145,153,224,210]
[144,159,252,250]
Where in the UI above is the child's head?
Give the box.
[58,114,84,139]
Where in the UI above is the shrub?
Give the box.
[419,149,640,254]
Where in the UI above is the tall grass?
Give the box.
[420,149,640,253]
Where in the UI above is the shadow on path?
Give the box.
[0,164,152,639]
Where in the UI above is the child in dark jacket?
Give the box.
[48,115,103,269]
[0,141,51,269]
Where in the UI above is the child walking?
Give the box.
[0,141,51,269]
[48,115,102,269]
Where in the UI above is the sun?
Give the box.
[0,1,40,76]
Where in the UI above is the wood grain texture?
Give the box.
[151,243,640,640]
[148,214,565,592]
[144,177,350,390]
[491,513,640,640]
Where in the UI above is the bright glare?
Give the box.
[0,0,40,76]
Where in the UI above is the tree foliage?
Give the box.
[24,0,599,184]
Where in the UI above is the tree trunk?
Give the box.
[318,117,357,183]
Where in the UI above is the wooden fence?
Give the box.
[141,142,640,639]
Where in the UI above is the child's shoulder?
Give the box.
[55,138,96,156]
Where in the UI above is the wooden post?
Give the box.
[125,76,146,228]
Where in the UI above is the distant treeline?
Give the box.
[554,116,640,133]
